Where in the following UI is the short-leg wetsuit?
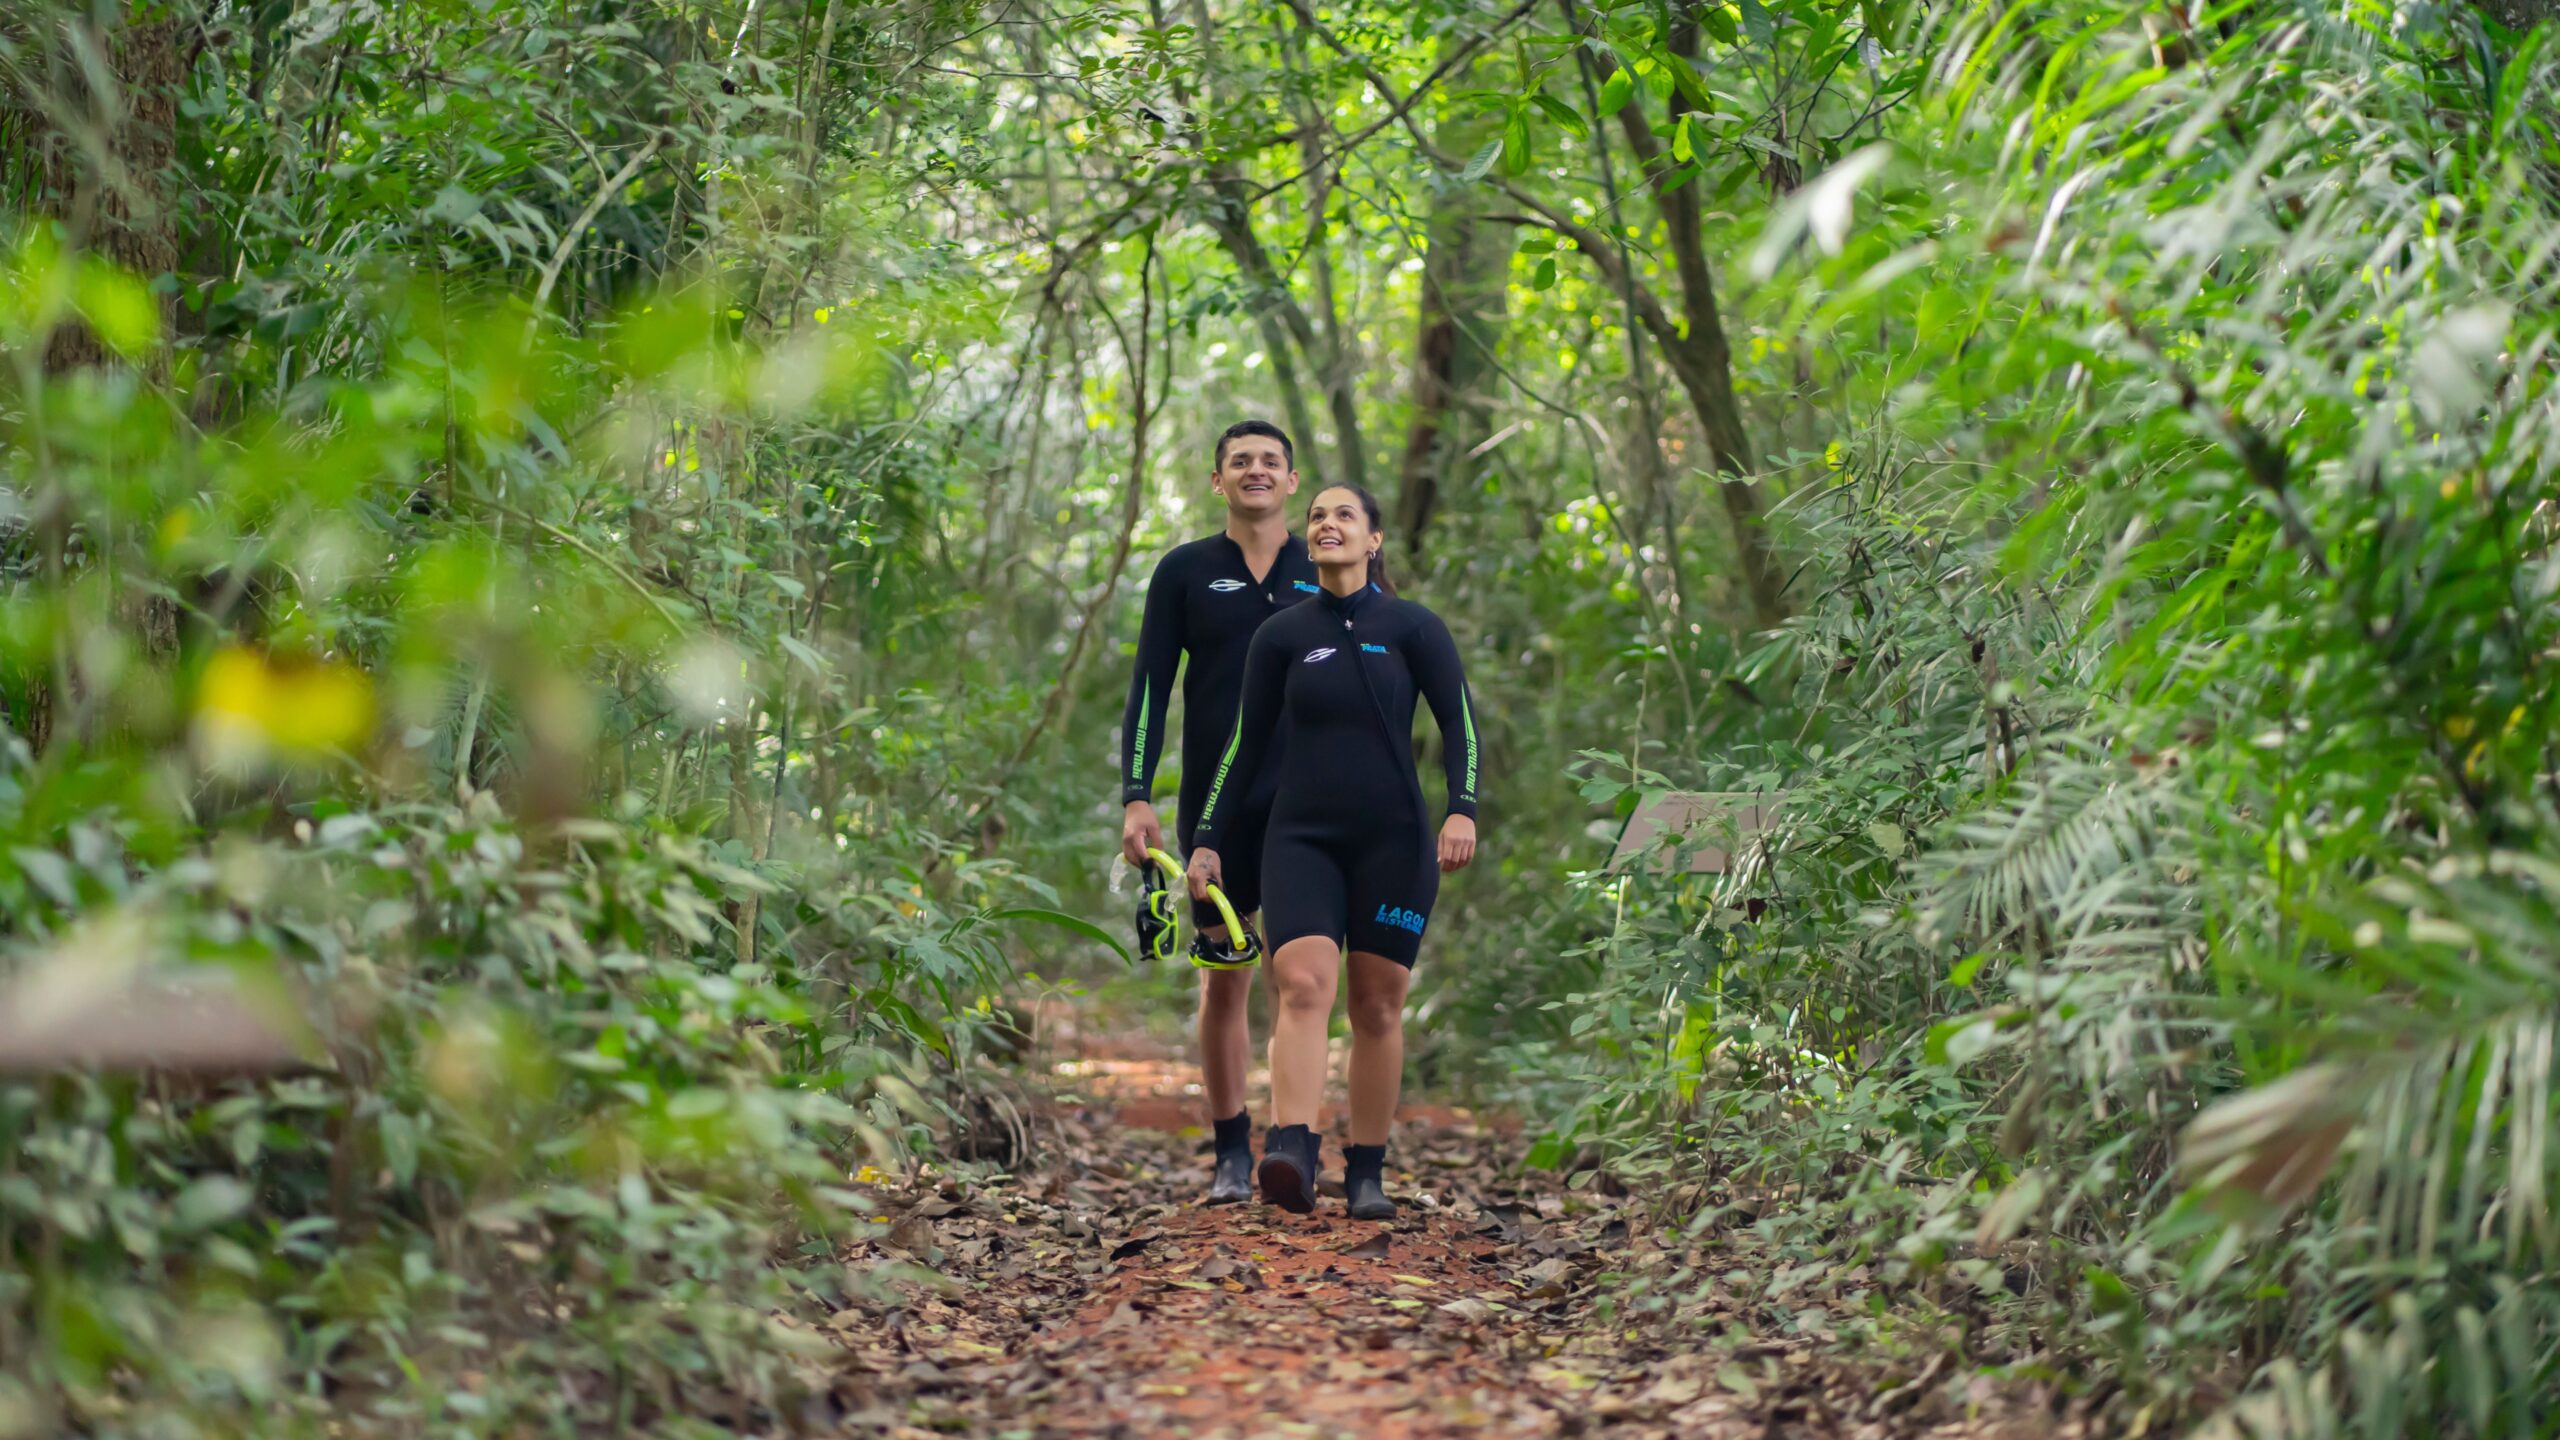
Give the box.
[1194,583,1480,967]
[1120,533,1320,928]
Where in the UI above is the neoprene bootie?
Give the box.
[1206,1111,1253,1206]
[1343,1143,1396,1221]
[1258,1123,1321,1214]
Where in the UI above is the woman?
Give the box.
[1187,483,1480,1220]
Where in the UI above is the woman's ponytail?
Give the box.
[1367,548,1395,596]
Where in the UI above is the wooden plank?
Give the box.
[1607,790,1783,874]
[0,962,312,1075]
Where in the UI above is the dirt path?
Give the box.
[815,1034,2059,1439]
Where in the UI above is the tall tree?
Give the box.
[1394,36,1509,551]
[1174,0,1368,490]
[1292,0,1790,626]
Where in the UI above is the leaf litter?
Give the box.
[813,1039,2095,1439]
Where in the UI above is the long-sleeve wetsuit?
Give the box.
[1194,582,1480,966]
[1120,533,1320,924]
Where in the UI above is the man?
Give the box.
[1121,419,1320,1204]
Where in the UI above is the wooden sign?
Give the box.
[0,961,313,1075]
[1607,791,1784,874]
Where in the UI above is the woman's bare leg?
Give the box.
[1265,937,1340,1127]
[1344,951,1411,1147]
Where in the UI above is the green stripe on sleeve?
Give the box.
[1197,715,1244,828]
[1460,690,1478,800]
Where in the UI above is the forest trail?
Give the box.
[818,1023,2063,1440]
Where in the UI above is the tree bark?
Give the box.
[33,10,187,371]
[2471,0,2557,32]
[1202,181,1328,484]
[14,8,191,753]
[1394,39,1508,550]
[1200,166,1363,490]
[1290,0,1788,626]
[1609,25,1788,628]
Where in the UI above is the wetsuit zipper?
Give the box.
[1345,611,1428,836]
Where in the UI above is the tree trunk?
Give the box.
[35,10,187,371]
[2471,0,2557,32]
[1200,169,1358,489]
[15,9,191,753]
[1611,23,1789,628]
[1290,0,1787,625]
[1395,40,1508,550]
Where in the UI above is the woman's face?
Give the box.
[1306,487,1378,570]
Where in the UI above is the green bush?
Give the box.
[1487,3,2560,1433]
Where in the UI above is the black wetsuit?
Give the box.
[1194,583,1480,967]
[1121,533,1321,926]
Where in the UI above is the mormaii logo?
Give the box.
[1304,647,1337,663]
[1208,578,1247,592]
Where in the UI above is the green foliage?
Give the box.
[1489,2,2560,1434]
[7,0,2559,1433]
[0,2,1066,1431]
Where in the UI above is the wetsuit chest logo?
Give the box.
[1304,647,1337,663]
[1292,580,1320,593]
[1208,578,1248,593]
[1360,643,1388,655]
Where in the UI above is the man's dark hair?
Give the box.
[1213,419,1294,470]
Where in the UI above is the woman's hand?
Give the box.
[1186,848,1224,900]
[1437,815,1477,872]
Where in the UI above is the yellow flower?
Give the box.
[197,646,374,771]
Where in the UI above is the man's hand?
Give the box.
[1122,800,1164,867]
[1186,848,1223,900]
[1438,814,1478,873]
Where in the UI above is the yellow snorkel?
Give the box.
[1135,846,1257,969]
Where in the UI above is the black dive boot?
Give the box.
[1343,1144,1397,1221]
[1257,1124,1321,1214]
[1205,1112,1253,1206]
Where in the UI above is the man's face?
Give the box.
[1212,435,1298,518]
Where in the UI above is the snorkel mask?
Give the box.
[1132,847,1259,970]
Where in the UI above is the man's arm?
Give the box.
[1120,552,1184,862]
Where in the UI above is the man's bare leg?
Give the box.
[1198,925,1257,1204]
